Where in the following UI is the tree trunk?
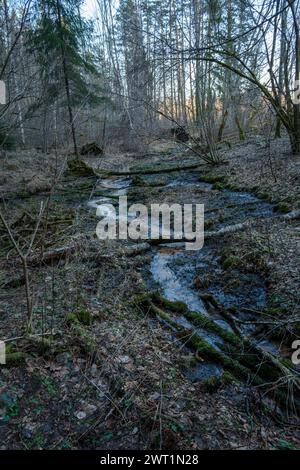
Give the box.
[218,109,228,142]
[289,126,300,154]
[288,0,300,154]
[235,115,245,141]
[56,0,78,156]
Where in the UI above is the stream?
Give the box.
[87,166,280,382]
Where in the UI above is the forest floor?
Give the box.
[0,136,299,450]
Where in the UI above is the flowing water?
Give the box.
[87,167,280,381]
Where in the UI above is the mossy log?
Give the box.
[3,352,28,366]
[66,157,204,179]
[94,160,203,177]
[67,158,97,177]
[136,292,300,411]
[140,296,265,386]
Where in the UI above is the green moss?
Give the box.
[221,371,235,384]
[202,373,234,393]
[212,182,226,190]
[184,310,242,349]
[135,291,300,411]
[273,202,291,213]
[66,313,79,325]
[149,292,242,349]
[226,183,239,191]
[67,158,96,177]
[220,342,279,381]
[4,343,28,365]
[5,352,27,366]
[67,308,93,326]
[150,302,178,326]
[221,255,240,270]
[70,322,96,356]
[200,173,242,192]
[152,292,188,314]
[220,248,232,262]
[203,375,222,393]
[258,192,271,201]
[192,336,222,362]
[132,175,147,186]
[190,335,259,384]
[159,148,173,155]
[204,219,214,230]
[199,292,219,308]
[76,308,93,325]
[200,174,228,184]
[218,346,286,404]
[134,293,176,324]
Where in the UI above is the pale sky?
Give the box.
[82,0,98,19]
[82,0,120,19]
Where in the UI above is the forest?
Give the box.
[0,0,300,456]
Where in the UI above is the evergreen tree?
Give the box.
[28,0,102,154]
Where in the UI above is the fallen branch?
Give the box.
[27,243,78,266]
[281,210,300,220]
[24,240,149,266]
[147,221,249,246]
[122,242,151,257]
[96,160,204,176]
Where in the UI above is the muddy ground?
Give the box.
[0,137,299,450]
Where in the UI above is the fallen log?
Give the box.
[66,154,205,178]
[281,210,300,220]
[122,242,151,257]
[205,221,249,238]
[95,160,204,176]
[147,221,249,246]
[26,240,150,266]
[27,244,78,266]
[67,158,97,177]
[136,292,300,411]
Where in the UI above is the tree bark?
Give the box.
[55,0,78,156]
